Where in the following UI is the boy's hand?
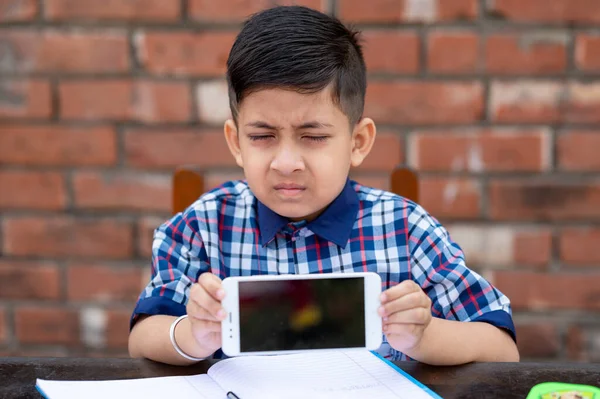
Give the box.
[186,273,227,355]
[379,280,432,354]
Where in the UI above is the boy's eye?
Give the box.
[304,136,328,142]
[248,135,274,141]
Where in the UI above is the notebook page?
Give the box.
[36,374,224,399]
[208,349,436,399]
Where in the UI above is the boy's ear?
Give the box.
[350,117,376,168]
[224,119,244,168]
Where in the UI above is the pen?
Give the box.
[226,391,240,399]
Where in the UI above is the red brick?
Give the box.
[557,131,600,171]
[489,81,564,123]
[357,132,403,172]
[515,324,560,358]
[576,34,600,71]
[73,172,171,212]
[566,326,586,361]
[492,271,600,311]
[427,31,479,73]
[0,30,129,73]
[559,228,600,266]
[419,178,481,219]
[106,309,131,349]
[204,172,245,192]
[3,217,134,259]
[59,80,191,122]
[0,125,117,166]
[339,0,477,23]
[137,217,166,258]
[487,0,600,24]
[366,81,483,125]
[136,31,236,77]
[15,307,79,345]
[485,33,568,74]
[45,0,180,21]
[349,174,389,192]
[362,30,419,74]
[196,80,231,124]
[566,82,600,124]
[0,261,61,300]
[189,0,325,21]
[489,181,600,221]
[0,171,66,210]
[67,265,143,302]
[0,0,37,21]
[410,128,550,172]
[0,79,51,119]
[124,129,237,168]
[513,230,553,268]
[0,307,6,344]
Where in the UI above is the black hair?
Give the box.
[226,6,366,126]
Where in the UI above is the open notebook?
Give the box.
[36,350,442,399]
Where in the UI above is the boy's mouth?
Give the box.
[274,183,306,197]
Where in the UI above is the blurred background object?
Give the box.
[0,0,599,362]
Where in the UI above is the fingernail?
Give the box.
[379,293,386,302]
[383,317,388,322]
[217,309,226,319]
[217,289,225,299]
[383,324,388,332]
[378,306,386,316]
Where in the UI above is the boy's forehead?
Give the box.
[238,86,343,126]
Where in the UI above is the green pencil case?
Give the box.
[527,382,600,399]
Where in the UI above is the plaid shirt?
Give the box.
[132,179,515,361]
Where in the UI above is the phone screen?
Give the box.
[238,277,365,352]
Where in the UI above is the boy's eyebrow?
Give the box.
[245,121,334,130]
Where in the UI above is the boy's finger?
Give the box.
[198,273,226,301]
[195,285,227,320]
[383,307,431,326]
[380,280,421,303]
[187,301,220,322]
[378,291,430,317]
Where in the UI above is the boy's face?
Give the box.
[224,86,375,222]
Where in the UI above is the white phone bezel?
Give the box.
[221,272,383,357]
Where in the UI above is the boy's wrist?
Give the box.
[174,315,215,360]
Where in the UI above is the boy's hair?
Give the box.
[226,6,366,126]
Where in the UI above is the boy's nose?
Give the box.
[270,147,305,175]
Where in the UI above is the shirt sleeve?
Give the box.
[130,210,211,331]
[406,202,516,342]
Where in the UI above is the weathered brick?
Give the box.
[576,34,600,71]
[409,128,550,172]
[489,181,600,221]
[59,80,191,122]
[492,271,600,311]
[3,217,134,259]
[14,307,80,345]
[0,30,129,73]
[362,30,420,74]
[124,129,237,169]
[189,0,325,21]
[427,30,479,73]
[106,309,131,349]
[0,0,37,21]
[45,0,181,21]
[67,264,143,302]
[0,261,61,300]
[559,228,600,266]
[0,171,66,210]
[557,131,600,171]
[0,125,117,166]
[419,177,482,219]
[515,323,561,358]
[340,0,477,23]
[73,172,171,212]
[366,81,483,124]
[489,81,564,123]
[0,80,51,119]
[487,0,600,24]
[137,216,166,258]
[485,32,568,74]
[135,31,236,77]
[357,132,403,172]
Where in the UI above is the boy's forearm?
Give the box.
[128,315,215,365]
[403,317,520,366]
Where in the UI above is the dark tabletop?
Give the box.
[1,357,599,399]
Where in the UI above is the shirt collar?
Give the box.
[257,179,359,248]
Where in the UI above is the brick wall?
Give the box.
[0,0,599,361]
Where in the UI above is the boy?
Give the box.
[128,6,519,366]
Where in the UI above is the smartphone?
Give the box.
[220,272,383,357]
